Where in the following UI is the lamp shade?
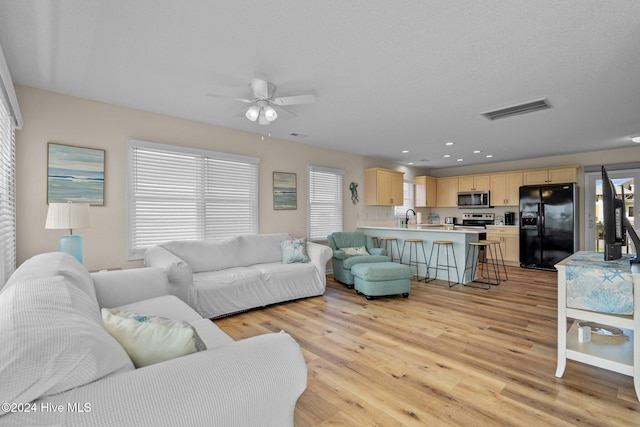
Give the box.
[45,202,91,233]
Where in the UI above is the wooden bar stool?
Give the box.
[483,239,508,282]
[369,236,380,248]
[463,241,491,290]
[425,240,459,287]
[379,237,401,263]
[472,240,502,286]
[401,238,428,280]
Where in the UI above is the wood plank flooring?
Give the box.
[214,267,640,426]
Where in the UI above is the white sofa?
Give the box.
[144,233,333,318]
[0,252,307,427]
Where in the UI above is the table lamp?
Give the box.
[45,201,91,263]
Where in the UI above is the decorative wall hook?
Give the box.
[350,182,359,204]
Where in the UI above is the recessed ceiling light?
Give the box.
[401,150,409,153]
[486,154,494,158]
[445,142,454,146]
[473,150,482,154]
[407,162,414,165]
[457,158,464,162]
[632,136,640,143]
[443,154,451,158]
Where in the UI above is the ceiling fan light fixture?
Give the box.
[264,105,278,121]
[245,105,260,121]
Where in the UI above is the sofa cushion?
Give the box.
[343,254,394,269]
[329,232,367,250]
[102,308,207,368]
[0,253,134,407]
[162,233,292,273]
[281,237,310,263]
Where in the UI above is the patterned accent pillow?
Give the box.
[102,309,207,368]
[281,237,310,263]
[341,246,369,256]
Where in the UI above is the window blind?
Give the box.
[308,165,344,241]
[394,180,414,216]
[0,97,15,285]
[127,139,259,259]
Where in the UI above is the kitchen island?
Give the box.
[357,225,484,284]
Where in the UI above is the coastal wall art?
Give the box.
[47,142,105,205]
[273,171,297,210]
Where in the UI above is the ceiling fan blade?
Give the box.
[250,78,270,99]
[272,94,315,106]
[206,93,252,103]
[270,103,297,119]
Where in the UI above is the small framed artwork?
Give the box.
[273,171,297,210]
[47,142,105,205]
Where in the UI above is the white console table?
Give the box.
[555,251,640,400]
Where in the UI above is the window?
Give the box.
[308,165,344,241]
[127,139,259,259]
[394,180,415,217]
[0,98,16,285]
[0,49,20,286]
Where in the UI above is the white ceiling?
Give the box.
[1,0,639,170]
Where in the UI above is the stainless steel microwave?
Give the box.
[457,191,490,208]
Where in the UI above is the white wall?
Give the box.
[15,85,426,271]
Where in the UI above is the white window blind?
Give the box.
[127,139,259,259]
[0,97,15,285]
[308,165,344,241]
[394,180,415,216]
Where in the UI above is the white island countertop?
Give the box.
[358,225,486,234]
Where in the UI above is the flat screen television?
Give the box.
[601,166,639,264]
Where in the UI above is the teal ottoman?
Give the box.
[351,262,412,299]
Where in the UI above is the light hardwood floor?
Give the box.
[215,267,640,426]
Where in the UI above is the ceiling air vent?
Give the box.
[481,98,551,121]
[290,133,309,138]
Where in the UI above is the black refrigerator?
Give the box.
[519,183,578,270]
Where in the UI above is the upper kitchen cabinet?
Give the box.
[458,174,490,192]
[523,166,578,185]
[490,172,523,206]
[436,177,458,207]
[414,176,437,208]
[365,168,404,206]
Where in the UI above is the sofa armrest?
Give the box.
[91,267,170,308]
[368,247,387,256]
[307,241,333,273]
[10,332,306,427]
[332,249,347,260]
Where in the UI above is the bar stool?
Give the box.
[369,236,380,248]
[468,240,502,286]
[401,238,428,280]
[379,237,401,263]
[483,239,508,282]
[425,240,459,287]
[463,241,492,290]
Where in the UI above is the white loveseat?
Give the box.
[0,252,307,427]
[144,233,333,318]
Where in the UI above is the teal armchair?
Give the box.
[327,231,391,287]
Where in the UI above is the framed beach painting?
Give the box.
[47,143,105,205]
[273,171,297,210]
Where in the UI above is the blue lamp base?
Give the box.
[59,235,83,263]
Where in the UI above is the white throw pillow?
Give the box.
[281,237,310,263]
[341,246,370,256]
[102,308,207,368]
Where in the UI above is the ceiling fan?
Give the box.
[207,78,315,125]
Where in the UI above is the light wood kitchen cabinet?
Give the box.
[414,176,437,208]
[365,167,404,206]
[485,226,519,264]
[458,174,490,192]
[490,172,523,206]
[523,166,578,185]
[436,177,458,207]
